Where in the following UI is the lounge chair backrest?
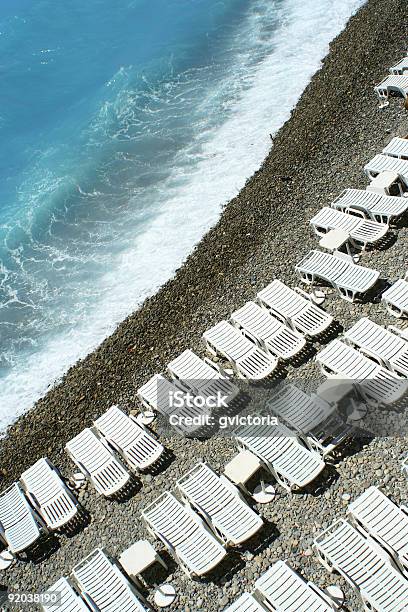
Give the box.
[223,593,266,612]
[254,560,333,611]
[203,320,255,361]
[382,136,408,160]
[72,548,147,611]
[167,349,222,384]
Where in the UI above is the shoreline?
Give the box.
[0,0,406,482]
[1,1,408,608]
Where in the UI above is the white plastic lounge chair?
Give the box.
[72,548,147,612]
[167,349,239,404]
[94,406,164,471]
[314,519,408,612]
[230,301,306,360]
[295,250,380,303]
[0,482,44,554]
[382,273,408,318]
[309,207,388,250]
[316,340,407,406]
[42,577,90,612]
[137,373,213,435]
[348,486,408,574]
[66,428,130,497]
[224,594,266,612]
[257,279,333,337]
[365,154,408,187]
[390,57,408,75]
[254,560,337,611]
[331,188,408,225]
[20,458,78,530]
[374,75,408,107]
[344,317,408,377]
[176,462,263,546]
[141,491,227,577]
[267,384,352,458]
[383,137,408,160]
[234,421,325,492]
[203,320,277,380]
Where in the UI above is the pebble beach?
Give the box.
[1,0,408,610]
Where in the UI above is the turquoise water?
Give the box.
[0,0,364,429]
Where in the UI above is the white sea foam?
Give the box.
[0,0,365,431]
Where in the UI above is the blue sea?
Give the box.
[0,0,364,430]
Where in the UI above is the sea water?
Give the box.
[0,0,364,431]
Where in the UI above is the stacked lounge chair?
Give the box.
[257,279,333,337]
[316,339,406,406]
[295,250,380,302]
[331,188,408,226]
[314,519,408,611]
[176,462,263,546]
[142,491,227,577]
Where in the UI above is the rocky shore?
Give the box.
[1,0,408,610]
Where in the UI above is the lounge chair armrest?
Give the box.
[366,535,398,567]
[294,286,314,301]
[203,356,229,378]
[81,592,99,611]
[358,346,387,368]
[387,324,408,340]
[219,474,244,500]
[24,489,41,512]
[239,327,261,348]
[401,503,408,516]
[345,206,367,219]
[307,582,338,610]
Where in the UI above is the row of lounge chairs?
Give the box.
[0,459,80,555]
[228,486,408,611]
